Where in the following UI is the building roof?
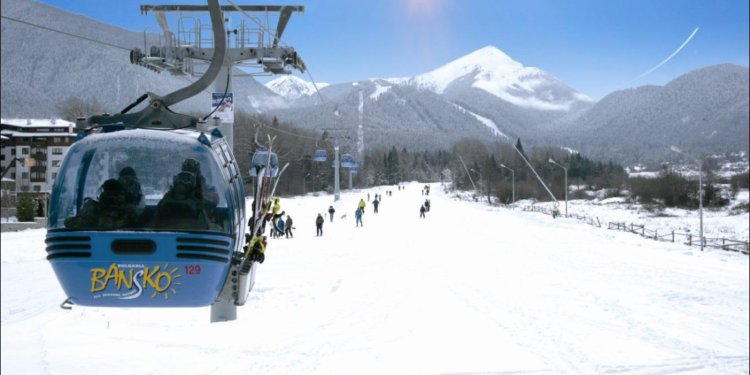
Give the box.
[1,118,75,128]
[1,131,76,137]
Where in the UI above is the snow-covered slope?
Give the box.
[1,182,748,373]
[265,75,329,100]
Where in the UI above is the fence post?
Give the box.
[688,234,692,246]
[672,231,674,243]
[722,238,725,250]
[654,230,657,240]
[641,226,645,236]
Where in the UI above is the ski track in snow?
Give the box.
[1,182,748,374]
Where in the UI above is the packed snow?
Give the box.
[2,181,748,374]
[369,82,392,101]
[451,102,508,138]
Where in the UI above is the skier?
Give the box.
[358,198,366,215]
[316,213,324,236]
[328,205,336,222]
[285,215,293,238]
[273,218,285,238]
[424,199,430,212]
[355,207,363,227]
[373,197,380,213]
[419,204,426,219]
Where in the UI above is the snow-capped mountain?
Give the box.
[403,45,593,111]
[265,75,329,100]
[264,46,597,152]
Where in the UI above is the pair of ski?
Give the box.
[239,135,289,272]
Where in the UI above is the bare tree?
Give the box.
[56,96,104,122]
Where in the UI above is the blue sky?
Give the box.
[38,0,749,100]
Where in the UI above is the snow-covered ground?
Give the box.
[513,189,749,243]
[2,181,748,374]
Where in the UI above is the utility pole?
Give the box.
[548,158,568,217]
[323,128,350,201]
[334,142,340,201]
[499,163,514,204]
[671,146,704,251]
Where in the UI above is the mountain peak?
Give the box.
[459,45,519,67]
[411,45,592,110]
[265,76,329,100]
[411,45,523,94]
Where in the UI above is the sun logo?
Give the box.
[150,264,183,300]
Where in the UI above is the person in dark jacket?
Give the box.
[316,213,324,236]
[420,204,426,219]
[64,179,137,229]
[118,166,144,215]
[285,215,293,238]
[373,198,380,213]
[328,206,335,222]
[154,170,210,229]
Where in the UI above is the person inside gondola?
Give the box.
[181,158,220,225]
[118,166,145,215]
[154,168,210,230]
[64,179,137,229]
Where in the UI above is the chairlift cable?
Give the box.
[1,15,131,51]
[225,0,290,49]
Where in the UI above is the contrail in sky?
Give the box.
[631,27,699,82]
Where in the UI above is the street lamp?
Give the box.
[548,158,568,217]
[671,145,704,251]
[499,163,515,204]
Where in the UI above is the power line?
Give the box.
[250,118,320,141]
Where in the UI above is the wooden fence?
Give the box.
[521,205,749,255]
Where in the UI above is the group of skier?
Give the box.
[246,183,432,264]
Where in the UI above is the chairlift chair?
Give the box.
[340,153,356,168]
[249,150,279,177]
[313,149,327,162]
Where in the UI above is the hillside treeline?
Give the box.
[233,112,746,211]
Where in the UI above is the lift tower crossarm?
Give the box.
[140,5,303,13]
[86,0,226,130]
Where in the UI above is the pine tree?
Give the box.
[16,194,36,222]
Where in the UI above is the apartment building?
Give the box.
[1,119,77,194]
